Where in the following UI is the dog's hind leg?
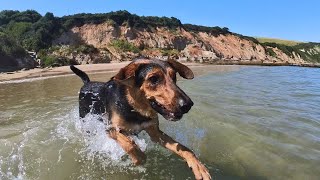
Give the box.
[108,128,146,165]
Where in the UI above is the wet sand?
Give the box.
[0,62,202,82]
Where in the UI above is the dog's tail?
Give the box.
[70,65,90,84]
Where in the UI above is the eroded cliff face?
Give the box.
[54,23,306,64]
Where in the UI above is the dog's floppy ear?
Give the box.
[167,59,194,79]
[112,63,139,87]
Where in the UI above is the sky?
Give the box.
[0,0,319,42]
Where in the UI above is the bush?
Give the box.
[37,49,59,67]
[183,24,230,36]
[0,33,26,58]
[294,42,320,63]
[160,48,179,56]
[0,10,41,26]
[265,47,277,57]
[0,10,63,51]
[234,33,260,44]
[60,11,182,30]
[262,42,297,57]
[110,39,140,53]
[41,55,58,67]
[74,44,98,54]
[40,55,74,67]
[4,22,32,42]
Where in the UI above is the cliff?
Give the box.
[53,23,306,65]
[0,10,319,70]
[0,33,37,72]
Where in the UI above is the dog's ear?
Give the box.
[112,63,139,87]
[167,59,194,79]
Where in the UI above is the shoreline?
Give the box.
[0,61,318,83]
[0,62,203,82]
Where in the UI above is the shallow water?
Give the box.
[0,65,319,180]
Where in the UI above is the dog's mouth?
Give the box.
[148,98,183,121]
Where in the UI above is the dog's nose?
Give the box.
[179,99,194,113]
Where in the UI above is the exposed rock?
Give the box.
[0,54,37,72]
[53,23,307,65]
[50,46,111,65]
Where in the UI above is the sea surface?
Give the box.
[0,65,319,180]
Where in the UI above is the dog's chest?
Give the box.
[128,118,158,134]
[104,81,159,134]
[109,111,158,134]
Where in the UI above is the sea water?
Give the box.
[0,65,319,179]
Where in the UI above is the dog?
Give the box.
[70,58,211,180]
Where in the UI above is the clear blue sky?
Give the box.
[1,0,319,42]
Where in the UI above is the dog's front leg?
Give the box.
[146,125,211,180]
[108,129,146,165]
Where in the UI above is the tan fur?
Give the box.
[109,109,157,134]
[108,128,146,165]
[145,125,211,180]
[108,59,210,179]
[126,88,157,119]
[140,67,179,112]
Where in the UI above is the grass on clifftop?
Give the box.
[256,37,302,46]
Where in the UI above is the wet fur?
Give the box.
[77,77,154,131]
[71,58,211,180]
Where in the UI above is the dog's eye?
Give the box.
[149,76,159,84]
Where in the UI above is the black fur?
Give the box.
[71,66,152,125]
[135,62,168,87]
[78,82,107,119]
[70,65,90,84]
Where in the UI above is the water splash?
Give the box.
[0,107,148,179]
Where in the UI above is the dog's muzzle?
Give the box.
[149,98,194,121]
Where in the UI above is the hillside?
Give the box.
[0,10,319,71]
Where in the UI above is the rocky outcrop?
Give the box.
[0,54,37,72]
[50,46,112,65]
[54,23,306,65]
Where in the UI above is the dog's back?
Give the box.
[70,65,108,118]
[71,65,154,127]
[78,82,108,118]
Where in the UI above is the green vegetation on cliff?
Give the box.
[110,39,140,53]
[0,9,231,52]
[0,10,62,51]
[37,44,97,67]
[0,32,26,58]
[294,43,320,63]
[257,38,320,62]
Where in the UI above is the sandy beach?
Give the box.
[0,62,202,82]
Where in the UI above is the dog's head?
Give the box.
[113,58,194,121]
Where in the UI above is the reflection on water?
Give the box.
[0,65,319,180]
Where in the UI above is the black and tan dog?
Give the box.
[70,58,211,180]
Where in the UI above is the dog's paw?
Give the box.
[186,157,211,180]
[130,148,146,165]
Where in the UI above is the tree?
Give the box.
[0,33,26,58]
[5,21,32,42]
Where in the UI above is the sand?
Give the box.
[0,62,201,82]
